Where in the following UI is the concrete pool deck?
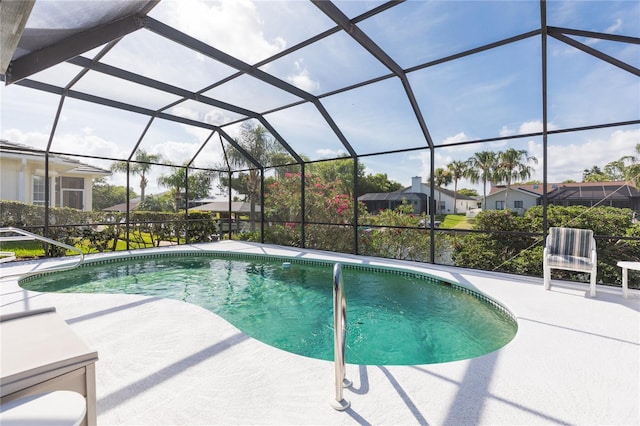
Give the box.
[1,240,639,425]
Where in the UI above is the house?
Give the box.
[358,176,477,215]
[484,181,640,213]
[544,182,640,211]
[0,140,111,211]
[358,192,428,215]
[103,197,142,212]
[484,186,540,214]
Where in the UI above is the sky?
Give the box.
[1,0,639,197]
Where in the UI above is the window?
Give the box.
[61,177,84,189]
[514,200,523,209]
[495,200,505,210]
[60,177,85,209]
[32,176,46,206]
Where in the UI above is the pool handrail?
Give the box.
[0,227,84,276]
[331,262,352,411]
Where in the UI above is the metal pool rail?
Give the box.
[0,227,84,276]
[331,263,352,411]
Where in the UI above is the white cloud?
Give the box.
[528,128,640,183]
[2,129,49,150]
[605,18,623,34]
[287,59,320,92]
[156,0,286,64]
[316,148,346,158]
[441,132,471,145]
[500,126,515,137]
[518,120,559,134]
[171,106,199,121]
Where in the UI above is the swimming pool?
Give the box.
[21,252,517,365]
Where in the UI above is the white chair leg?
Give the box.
[589,269,596,297]
[543,264,550,290]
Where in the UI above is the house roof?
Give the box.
[547,183,640,201]
[103,197,142,212]
[400,185,477,201]
[189,201,261,214]
[491,181,635,195]
[487,186,542,198]
[1,139,111,176]
[358,192,427,202]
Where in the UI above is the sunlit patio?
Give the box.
[1,241,638,425]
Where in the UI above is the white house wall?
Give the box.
[407,181,476,214]
[1,156,97,210]
[484,190,538,213]
[0,158,20,201]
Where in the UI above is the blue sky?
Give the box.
[1,0,638,196]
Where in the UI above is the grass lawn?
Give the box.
[1,232,176,259]
[0,241,45,258]
[440,214,474,229]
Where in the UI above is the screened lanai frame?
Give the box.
[1,1,639,270]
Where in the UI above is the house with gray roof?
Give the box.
[358,176,478,215]
[485,181,640,213]
[0,140,111,211]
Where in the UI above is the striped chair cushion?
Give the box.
[546,227,594,269]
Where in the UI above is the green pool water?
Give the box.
[22,255,517,365]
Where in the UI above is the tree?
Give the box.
[358,172,403,196]
[583,165,608,182]
[220,122,287,232]
[307,157,360,196]
[92,178,137,210]
[433,167,452,214]
[496,148,538,209]
[628,144,640,185]
[458,188,479,197]
[111,150,164,201]
[466,151,498,210]
[583,144,640,184]
[264,171,356,251]
[136,194,174,212]
[157,165,211,211]
[447,160,468,214]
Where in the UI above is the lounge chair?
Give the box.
[543,227,597,297]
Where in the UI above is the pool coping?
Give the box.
[1,240,639,425]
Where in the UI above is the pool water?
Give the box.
[22,255,517,365]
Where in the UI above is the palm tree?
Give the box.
[111,149,164,201]
[157,164,212,211]
[222,122,285,231]
[447,160,467,214]
[465,151,498,210]
[497,148,538,209]
[433,167,452,214]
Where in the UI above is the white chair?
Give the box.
[543,227,597,297]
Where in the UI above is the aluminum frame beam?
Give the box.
[311,0,435,150]
[547,27,640,77]
[16,79,262,169]
[142,16,357,158]
[66,56,303,164]
[5,14,146,84]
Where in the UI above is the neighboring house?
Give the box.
[358,176,477,215]
[545,182,640,211]
[103,197,142,212]
[484,187,540,214]
[358,192,428,215]
[484,181,640,213]
[0,140,111,211]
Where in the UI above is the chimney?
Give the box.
[411,176,422,193]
